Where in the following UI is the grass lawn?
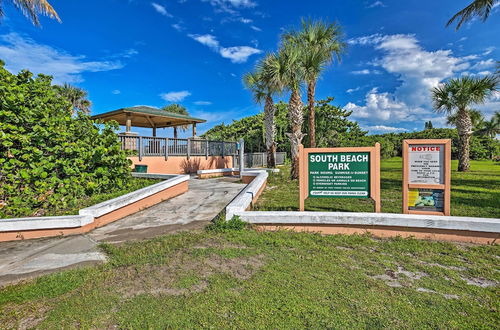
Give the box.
[255,158,500,218]
[0,177,161,219]
[0,228,498,328]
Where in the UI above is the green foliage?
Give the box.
[203,97,365,153]
[207,215,247,232]
[347,128,499,160]
[0,63,131,217]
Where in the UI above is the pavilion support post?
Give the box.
[238,139,244,178]
[126,113,132,133]
[187,139,191,160]
[152,127,156,137]
[138,136,143,161]
[165,138,169,160]
[192,123,197,137]
[206,140,209,160]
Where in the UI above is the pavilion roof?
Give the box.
[91,106,206,128]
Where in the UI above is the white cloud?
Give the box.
[172,23,184,31]
[351,69,380,75]
[219,46,261,63]
[188,34,220,49]
[483,47,495,56]
[112,89,121,95]
[344,34,488,129]
[471,59,496,70]
[193,101,212,105]
[0,33,123,83]
[188,33,261,63]
[160,90,191,102]
[346,87,361,93]
[239,17,253,23]
[363,125,407,133]
[367,1,385,8]
[151,2,173,17]
[203,0,256,12]
[250,25,262,32]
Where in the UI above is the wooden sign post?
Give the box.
[299,143,381,212]
[402,139,451,216]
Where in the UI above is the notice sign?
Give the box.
[308,152,370,198]
[402,139,451,216]
[408,145,444,184]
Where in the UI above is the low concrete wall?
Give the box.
[226,170,269,220]
[238,211,500,244]
[0,174,188,242]
[197,168,239,179]
[225,171,500,244]
[130,156,233,175]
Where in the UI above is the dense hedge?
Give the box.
[0,63,131,218]
[203,97,499,160]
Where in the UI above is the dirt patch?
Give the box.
[107,248,265,298]
[419,261,467,271]
[371,266,428,288]
[192,238,247,250]
[460,276,498,288]
[0,301,51,329]
[416,287,460,300]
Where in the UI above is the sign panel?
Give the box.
[299,144,381,212]
[407,188,444,212]
[402,139,451,216]
[408,145,444,184]
[308,152,370,198]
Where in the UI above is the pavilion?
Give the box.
[91,106,206,137]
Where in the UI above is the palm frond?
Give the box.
[447,0,497,30]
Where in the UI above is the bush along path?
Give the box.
[0,63,131,218]
[0,224,498,328]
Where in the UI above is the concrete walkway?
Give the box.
[0,177,244,287]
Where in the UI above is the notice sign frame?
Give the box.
[299,143,381,212]
[402,139,451,216]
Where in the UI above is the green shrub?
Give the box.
[0,62,131,218]
[207,215,247,232]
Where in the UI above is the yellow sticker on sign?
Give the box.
[408,189,419,207]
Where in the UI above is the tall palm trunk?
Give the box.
[264,94,276,168]
[456,108,473,171]
[288,88,304,179]
[307,79,317,147]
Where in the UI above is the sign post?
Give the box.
[402,139,451,216]
[299,143,381,212]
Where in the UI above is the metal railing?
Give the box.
[234,152,287,168]
[119,135,239,160]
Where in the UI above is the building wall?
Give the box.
[129,156,233,174]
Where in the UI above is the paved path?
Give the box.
[0,177,244,287]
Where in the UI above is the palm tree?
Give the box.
[446,109,485,132]
[432,75,498,171]
[55,83,91,115]
[162,104,189,139]
[1,0,61,26]
[243,55,282,168]
[284,19,345,147]
[263,44,305,179]
[447,0,498,30]
[477,111,500,138]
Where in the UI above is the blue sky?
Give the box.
[0,0,499,137]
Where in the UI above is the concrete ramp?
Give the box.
[0,177,244,287]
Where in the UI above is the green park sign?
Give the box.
[299,144,381,212]
[308,152,370,198]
